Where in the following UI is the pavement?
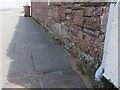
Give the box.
[1,9,85,88]
[118,1,120,89]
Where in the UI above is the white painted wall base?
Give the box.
[103,2,119,88]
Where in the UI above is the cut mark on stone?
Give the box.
[30,52,36,71]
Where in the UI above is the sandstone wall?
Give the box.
[31,2,110,67]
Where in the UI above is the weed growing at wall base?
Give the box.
[51,37,62,46]
[76,59,118,88]
[32,17,49,33]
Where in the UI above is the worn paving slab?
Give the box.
[6,70,85,88]
[1,9,85,88]
[32,46,71,73]
[40,70,85,88]
[8,15,72,73]
[6,71,42,88]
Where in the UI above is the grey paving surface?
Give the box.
[1,9,85,88]
[40,70,85,88]
[7,16,71,74]
[118,2,120,89]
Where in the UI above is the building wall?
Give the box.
[103,2,119,88]
[31,2,110,68]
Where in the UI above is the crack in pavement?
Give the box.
[13,43,16,54]
[30,52,36,71]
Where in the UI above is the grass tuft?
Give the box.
[51,37,62,46]
[32,17,49,33]
[76,60,118,88]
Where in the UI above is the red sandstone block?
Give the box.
[69,35,77,44]
[53,2,62,6]
[58,6,66,21]
[65,3,72,9]
[53,8,59,20]
[89,39,104,60]
[93,39,104,50]
[76,31,91,52]
[89,39,98,59]
[70,24,82,31]
[73,18,84,27]
[48,7,59,21]
[61,25,68,36]
[64,21,71,26]
[48,9,53,17]
[71,28,78,35]
[68,32,77,43]
[84,28,99,37]
[72,6,81,10]
[94,8,103,16]
[49,2,54,5]
[65,9,72,14]
[63,25,72,33]
[71,46,82,58]
[84,17,101,31]
[80,3,91,7]
[66,14,73,19]
[89,49,97,60]
[80,2,108,7]
[91,2,108,7]
[73,10,84,19]
[85,7,94,16]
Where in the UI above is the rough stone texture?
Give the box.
[58,6,66,21]
[31,2,110,67]
[76,31,91,52]
[84,17,101,31]
[73,18,84,27]
[89,38,104,62]
[94,8,103,16]
[73,10,85,19]
[65,9,72,14]
[85,7,94,16]
[66,14,73,22]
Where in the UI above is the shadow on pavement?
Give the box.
[5,12,85,88]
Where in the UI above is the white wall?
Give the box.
[103,2,119,88]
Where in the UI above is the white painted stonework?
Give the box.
[103,1,119,88]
